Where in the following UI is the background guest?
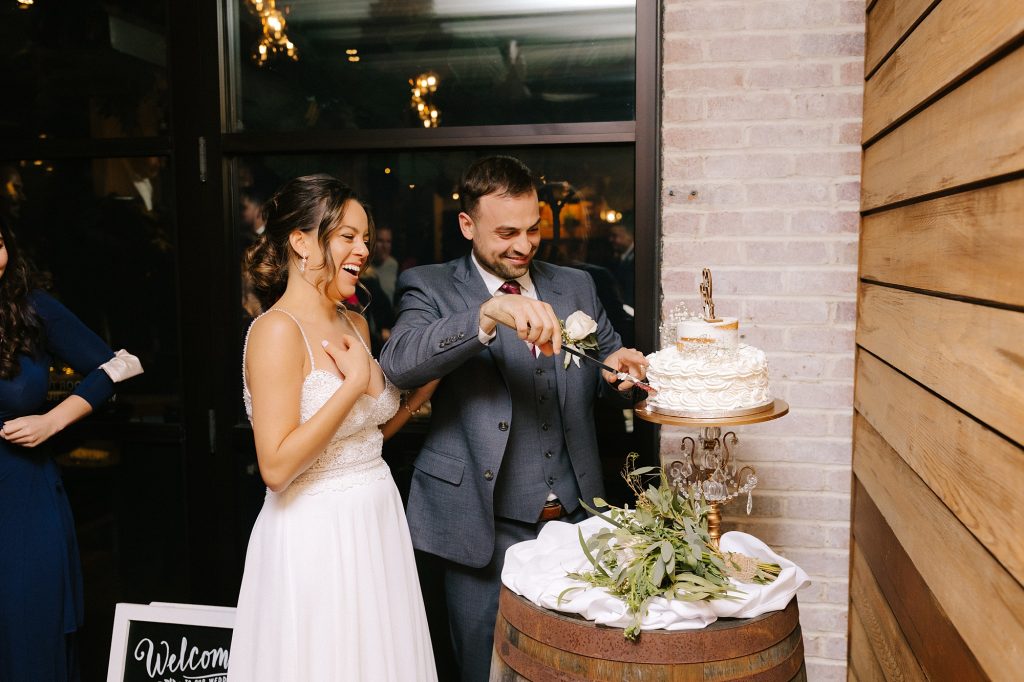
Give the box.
[0,165,26,224]
[0,218,142,682]
[370,225,399,305]
[607,223,635,308]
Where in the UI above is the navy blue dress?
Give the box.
[0,291,115,682]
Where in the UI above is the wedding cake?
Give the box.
[645,315,772,417]
[676,317,739,349]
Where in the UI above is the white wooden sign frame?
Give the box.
[106,602,236,682]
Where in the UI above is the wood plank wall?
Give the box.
[850,1,1024,680]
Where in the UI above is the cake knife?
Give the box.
[561,345,654,392]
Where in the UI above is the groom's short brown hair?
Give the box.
[459,156,537,219]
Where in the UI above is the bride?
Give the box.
[228,175,437,681]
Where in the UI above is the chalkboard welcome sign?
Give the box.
[107,603,235,682]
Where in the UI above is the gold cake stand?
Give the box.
[635,399,789,545]
[635,399,789,428]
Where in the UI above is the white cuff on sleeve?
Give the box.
[100,349,144,382]
[477,327,497,345]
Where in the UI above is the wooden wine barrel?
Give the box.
[490,586,806,681]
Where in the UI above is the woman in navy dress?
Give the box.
[0,220,142,681]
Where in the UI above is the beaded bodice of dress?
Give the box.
[242,309,400,496]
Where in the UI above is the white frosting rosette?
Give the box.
[645,344,770,413]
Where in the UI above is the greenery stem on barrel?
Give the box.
[559,454,781,640]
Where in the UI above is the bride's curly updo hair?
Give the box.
[243,174,373,311]
[0,218,47,380]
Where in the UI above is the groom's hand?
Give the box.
[600,347,648,391]
[480,295,562,355]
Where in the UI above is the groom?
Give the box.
[379,156,647,681]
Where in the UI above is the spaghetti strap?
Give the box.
[242,305,317,401]
[265,308,317,370]
[340,310,390,388]
[340,310,373,357]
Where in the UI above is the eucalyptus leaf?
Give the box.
[566,457,780,641]
[651,559,665,586]
[578,528,609,578]
[557,585,584,605]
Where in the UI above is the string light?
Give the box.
[17,0,34,8]
[250,0,298,67]
[410,72,440,128]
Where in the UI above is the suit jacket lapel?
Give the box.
[533,263,573,412]
[453,253,492,311]
[454,253,507,374]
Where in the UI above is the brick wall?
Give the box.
[659,2,864,679]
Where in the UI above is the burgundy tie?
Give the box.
[497,279,537,355]
[499,280,521,296]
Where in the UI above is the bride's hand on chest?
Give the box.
[321,336,372,393]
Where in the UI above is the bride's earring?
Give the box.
[300,254,308,273]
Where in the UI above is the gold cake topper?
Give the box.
[700,268,720,322]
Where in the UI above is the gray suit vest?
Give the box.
[490,325,581,522]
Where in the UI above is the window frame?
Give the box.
[5,0,662,602]
[215,0,660,357]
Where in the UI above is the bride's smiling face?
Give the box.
[328,201,370,300]
[297,199,371,301]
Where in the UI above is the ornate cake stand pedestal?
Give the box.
[634,399,789,546]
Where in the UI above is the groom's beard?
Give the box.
[473,243,536,280]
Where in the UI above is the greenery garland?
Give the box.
[560,454,781,640]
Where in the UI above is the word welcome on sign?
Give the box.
[107,603,235,682]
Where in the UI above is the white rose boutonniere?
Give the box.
[560,310,599,368]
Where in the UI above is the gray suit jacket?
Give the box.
[378,255,624,568]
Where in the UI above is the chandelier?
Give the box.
[410,73,440,128]
[250,0,298,67]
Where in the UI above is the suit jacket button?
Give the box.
[545,450,553,458]
[541,422,550,431]
[498,422,509,431]
[458,332,465,339]
[484,470,494,480]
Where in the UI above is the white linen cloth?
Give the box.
[502,515,809,633]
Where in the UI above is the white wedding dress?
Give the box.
[228,309,437,681]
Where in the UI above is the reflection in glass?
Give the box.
[0,0,168,140]
[233,147,634,344]
[234,0,636,131]
[1,157,180,424]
